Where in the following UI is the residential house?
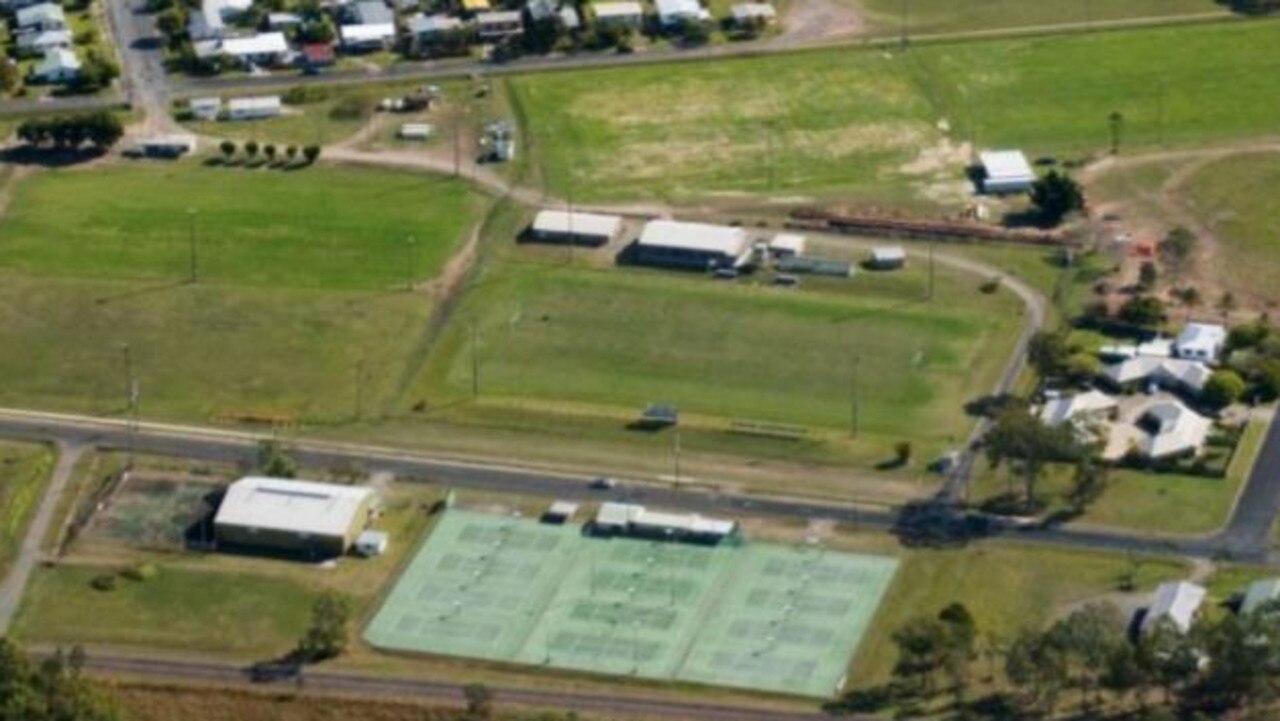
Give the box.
[1105,397,1212,461]
[1241,578,1280,615]
[526,0,557,22]
[15,28,71,55]
[267,11,302,30]
[349,0,394,25]
[475,10,522,39]
[1141,581,1207,635]
[730,2,775,26]
[1038,390,1118,432]
[219,32,290,66]
[1174,322,1228,365]
[654,0,707,27]
[407,12,464,40]
[187,0,254,40]
[28,47,79,83]
[300,42,336,67]
[1101,355,1211,396]
[15,2,67,31]
[340,22,397,50]
[592,0,643,27]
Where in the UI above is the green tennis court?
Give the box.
[364,510,897,697]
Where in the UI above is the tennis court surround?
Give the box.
[364,509,897,697]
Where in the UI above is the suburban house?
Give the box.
[267,11,302,30]
[1038,389,1119,430]
[407,13,465,43]
[868,246,907,270]
[348,0,394,24]
[529,209,623,247]
[15,2,67,31]
[300,42,336,67]
[15,28,71,55]
[187,0,253,40]
[1141,581,1207,635]
[475,10,523,39]
[1101,356,1211,396]
[978,149,1036,194]
[213,476,377,558]
[1241,578,1280,615]
[526,0,557,22]
[632,220,750,271]
[340,22,398,50]
[226,95,283,120]
[655,0,708,26]
[1174,322,1228,365]
[214,32,290,66]
[730,2,776,26]
[592,0,644,26]
[1104,397,1212,461]
[28,47,79,83]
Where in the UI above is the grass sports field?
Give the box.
[1181,153,1280,302]
[411,236,1024,463]
[365,510,897,697]
[0,164,479,291]
[512,20,1280,202]
[855,0,1222,36]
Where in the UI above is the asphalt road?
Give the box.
[0,408,1274,564]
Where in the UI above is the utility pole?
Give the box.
[354,354,366,421]
[899,0,909,48]
[470,319,479,398]
[187,208,198,283]
[121,342,138,469]
[1156,81,1167,147]
[453,107,463,178]
[849,354,860,439]
[765,123,774,192]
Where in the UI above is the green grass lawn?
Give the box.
[0,163,480,292]
[855,0,1224,36]
[0,443,54,578]
[851,542,1187,686]
[513,20,1280,203]
[1180,153,1280,302]
[10,564,318,658]
[409,230,1024,466]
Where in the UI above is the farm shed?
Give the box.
[768,233,806,258]
[226,95,282,121]
[978,150,1036,194]
[214,476,376,557]
[530,209,623,246]
[633,220,750,271]
[868,246,906,270]
[1141,581,1206,635]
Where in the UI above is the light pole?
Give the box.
[186,208,198,283]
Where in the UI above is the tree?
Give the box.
[1068,458,1108,511]
[285,145,298,162]
[1108,111,1125,154]
[1006,627,1069,713]
[1119,295,1166,330]
[219,139,236,161]
[1138,261,1158,290]
[256,440,297,478]
[294,592,350,662]
[463,683,494,720]
[303,145,321,164]
[892,616,950,695]
[244,139,259,160]
[1160,227,1197,283]
[1028,330,1072,380]
[1047,603,1125,711]
[1203,369,1246,408]
[1217,291,1237,322]
[0,59,22,96]
[937,603,978,705]
[1030,171,1085,226]
[69,50,119,94]
[0,640,122,721]
[984,405,1082,510]
[264,143,277,163]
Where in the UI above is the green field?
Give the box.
[1181,153,1280,301]
[856,0,1223,36]
[412,243,1023,459]
[0,443,53,578]
[513,20,1280,202]
[11,564,318,657]
[0,163,480,291]
[365,509,897,697]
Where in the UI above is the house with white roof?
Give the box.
[349,0,394,24]
[214,476,376,557]
[475,10,523,38]
[1241,578,1280,615]
[529,209,623,247]
[978,149,1036,194]
[1174,322,1228,365]
[267,11,302,29]
[217,32,290,66]
[28,47,79,83]
[15,28,71,55]
[768,233,806,258]
[633,220,750,271]
[730,2,775,25]
[1101,355,1211,396]
[1141,581,1207,635]
[1038,390,1118,430]
[187,0,254,39]
[654,0,707,26]
[407,12,464,39]
[1104,397,1212,461]
[868,246,907,270]
[592,0,644,26]
[15,2,66,31]
[340,22,397,50]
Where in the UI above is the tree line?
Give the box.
[15,112,124,151]
[0,641,121,721]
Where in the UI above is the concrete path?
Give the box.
[0,443,84,633]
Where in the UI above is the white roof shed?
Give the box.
[1142,581,1207,635]
[980,150,1036,194]
[215,477,374,539]
[533,210,623,239]
[638,220,749,258]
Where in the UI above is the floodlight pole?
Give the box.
[849,354,860,439]
[927,242,935,301]
[187,208,199,283]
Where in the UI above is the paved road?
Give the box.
[1214,409,1280,553]
[0,443,83,632]
[59,651,841,721]
[0,408,1273,564]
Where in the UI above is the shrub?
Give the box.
[282,85,332,105]
[120,563,158,582]
[327,96,373,121]
[89,574,117,591]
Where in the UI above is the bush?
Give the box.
[120,563,158,582]
[89,574,117,592]
[282,85,332,105]
[327,96,373,121]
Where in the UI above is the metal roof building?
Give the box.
[1241,578,1280,615]
[979,150,1036,194]
[634,220,750,271]
[593,502,737,543]
[530,209,623,246]
[1141,580,1206,635]
[214,476,376,557]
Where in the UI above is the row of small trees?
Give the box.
[217,139,320,166]
[16,111,124,151]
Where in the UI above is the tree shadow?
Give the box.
[93,280,189,306]
[892,501,995,549]
[0,145,106,168]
